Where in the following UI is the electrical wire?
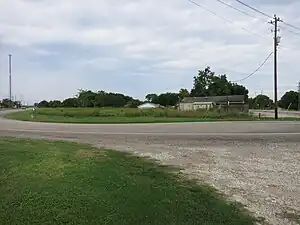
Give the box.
[215,0,267,23]
[187,0,263,38]
[279,25,300,36]
[232,52,273,83]
[282,21,300,32]
[234,0,300,34]
[216,0,300,37]
[234,0,272,18]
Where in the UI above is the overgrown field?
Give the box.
[0,137,257,225]
[26,107,252,118]
[7,107,256,124]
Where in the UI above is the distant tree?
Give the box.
[190,67,214,97]
[152,92,180,107]
[62,98,80,107]
[252,95,273,109]
[77,90,97,107]
[248,97,254,109]
[279,91,299,110]
[37,100,49,108]
[230,83,249,100]
[48,100,62,108]
[125,99,142,108]
[179,88,190,100]
[74,90,137,108]
[1,99,14,108]
[13,101,22,108]
[190,66,248,100]
[145,94,158,102]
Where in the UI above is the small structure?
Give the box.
[179,95,248,112]
[138,102,163,109]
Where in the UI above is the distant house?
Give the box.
[138,103,163,109]
[179,95,248,112]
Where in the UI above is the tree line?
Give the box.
[247,90,299,110]
[33,67,250,108]
[1,67,298,110]
[0,99,21,108]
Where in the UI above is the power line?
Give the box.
[282,21,300,32]
[232,52,273,83]
[215,0,267,23]
[234,0,300,34]
[279,25,300,36]
[234,0,272,18]
[214,0,300,38]
[187,0,263,38]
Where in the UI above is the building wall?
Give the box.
[179,102,213,111]
[179,103,193,111]
[192,102,213,110]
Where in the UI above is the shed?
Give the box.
[179,95,246,111]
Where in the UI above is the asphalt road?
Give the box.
[1,109,300,137]
[0,109,300,225]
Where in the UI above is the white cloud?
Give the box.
[0,0,299,103]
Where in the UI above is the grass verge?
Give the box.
[0,137,257,225]
[7,107,258,124]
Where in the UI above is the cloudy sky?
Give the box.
[0,0,299,104]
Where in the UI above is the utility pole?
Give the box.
[269,15,282,120]
[8,54,12,102]
[298,81,300,111]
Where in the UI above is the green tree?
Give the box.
[279,91,299,110]
[152,93,179,107]
[77,90,97,107]
[179,88,190,100]
[190,66,248,100]
[248,97,254,109]
[62,98,80,107]
[75,90,136,108]
[37,100,49,108]
[145,94,158,102]
[1,99,14,108]
[125,99,142,108]
[252,95,273,109]
[48,100,62,108]
[190,67,214,97]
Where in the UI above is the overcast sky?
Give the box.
[0,0,299,103]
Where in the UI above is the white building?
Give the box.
[138,103,161,109]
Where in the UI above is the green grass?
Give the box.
[0,137,257,225]
[7,107,257,124]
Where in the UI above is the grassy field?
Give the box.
[7,107,257,124]
[0,137,257,225]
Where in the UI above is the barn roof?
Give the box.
[181,95,245,103]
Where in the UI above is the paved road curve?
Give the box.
[0,109,300,225]
[1,109,300,137]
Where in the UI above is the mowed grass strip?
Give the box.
[0,137,257,225]
[7,107,255,124]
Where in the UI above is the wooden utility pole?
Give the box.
[8,54,12,102]
[269,15,282,120]
[298,81,300,111]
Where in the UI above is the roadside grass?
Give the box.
[7,107,259,124]
[0,137,257,225]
